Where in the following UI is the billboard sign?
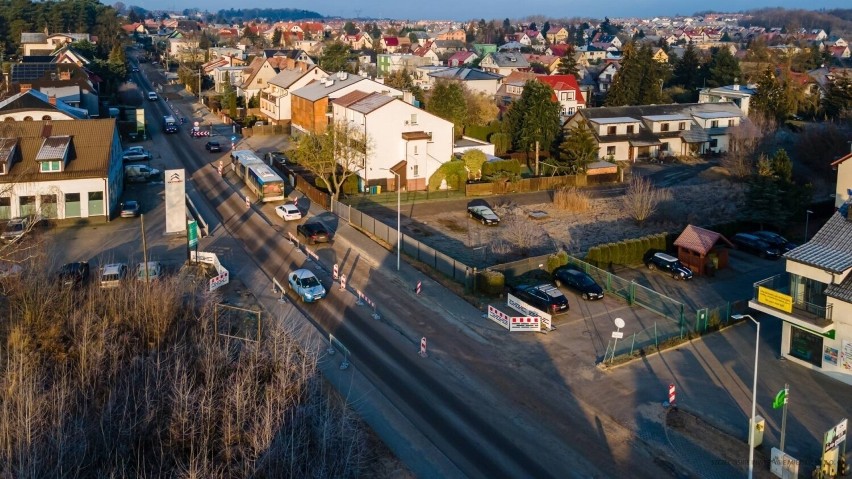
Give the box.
[165,169,186,234]
[507,293,552,331]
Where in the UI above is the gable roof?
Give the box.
[674,225,733,255]
[0,89,88,119]
[428,67,503,82]
[831,152,852,167]
[536,74,586,104]
[0,119,116,183]
[785,210,852,274]
[331,89,373,108]
[292,73,366,101]
[267,65,321,89]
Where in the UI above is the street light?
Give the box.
[379,167,401,271]
[732,313,760,479]
[805,209,814,242]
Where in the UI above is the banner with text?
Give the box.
[507,293,553,331]
[487,305,541,332]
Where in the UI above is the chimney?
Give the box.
[733,77,739,91]
[59,70,70,80]
[20,84,31,93]
[48,94,56,106]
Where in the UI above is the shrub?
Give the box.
[586,246,601,266]
[490,132,510,155]
[641,236,652,255]
[461,149,487,179]
[553,186,591,212]
[598,244,611,267]
[430,159,467,191]
[545,251,569,272]
[478,270,505,295]
[481,158,521,179]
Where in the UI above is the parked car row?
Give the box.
[56,261,166,289]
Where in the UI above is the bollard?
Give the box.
[339,273,346,291]
[355,289,364,306]
[333,263,339,282]
[415,280,422,295]
[245,195,250,209]
[419,337,428,358]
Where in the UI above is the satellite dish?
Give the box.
[614,317,625,329]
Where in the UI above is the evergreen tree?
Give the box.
[271,28,282,47]
[541,21,550,37]
[559,119,599,173]
[752,67,785,121]
[320,41,352,73]
[707,47,741,88]
[557,44,578,76]
[506,80,561,165]
[426,81,467,138]
[771,148,793,183]
[605,43,642,106]
[822,76,852,120]
[672,43,701,94]
[636,43,667,105]
[343,21,357,35]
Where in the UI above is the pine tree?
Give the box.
[605,43,642,106]
[559,119,599,173]
[506,80,562,164]
[752,67,785,121]
[672,43,701,94]
[557,45,578,76]
[707,47,741,88]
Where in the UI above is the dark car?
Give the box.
[58,262,90,287]
[731,233,781,259]
[297,222,330,244]
[120,200,141,218]
[751,231,796,253]
[467,199,500,226]
[205,141,222,152]
[553,265,604,300]
[643,250,694,280]
[268,152,288,169]
[510,283,569,314]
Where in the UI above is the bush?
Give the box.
[598,244,611,267]
[461,149,487,179]
[586,246,601,266]
[553,186,590,212]
[481,158,521,179]
[545,251,569,272]
[430,159,467,191]
[490,132,510,155]
[478,270,505,295]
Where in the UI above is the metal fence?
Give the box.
[333,200,473,286]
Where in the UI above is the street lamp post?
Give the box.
[380,168,401,271]
[733,313,760,479]
[805,209,813,242]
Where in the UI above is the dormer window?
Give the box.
[661,123,670,132]
[607,126,616,135]
[627,125,635,134]
[36,135,71,173]
[678,122,686,130]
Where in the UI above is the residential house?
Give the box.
[410,31,430,46]
[412,42,441,66]
[381,36,403,53]
[436,29,466,42]
[433,40,466,57]
[498,41,525,52]
[480,52,530,76]
[698,83,756,116]
[290,72,403,134]
[523,54,561,74]
[447,51,478,67]
[261,49,314,65]
[20,31,94,56]
[747,202,852,386]
[546,26,570,44]
[0,119,123,221]
[238,56,299,103]
[597,62,620,94]
[340,33,373,50]
[563,102,745,162]
[377,53,435,78]
[427,67,503,95]
[10,63,100,118]
[330,91,454,192]
[497,71,537,107]
[259,65,328,126]
[472,44,497,57]
[576,45,608,64]
[212,66,245,93]
[833,151,852,208]
[536,75,586,116]
[0,89,89,121]
[651,47,669,63]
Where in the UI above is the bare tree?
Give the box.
[720,116,774,178]
[499,211,547,254]
[622,176,663,225]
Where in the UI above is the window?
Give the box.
[626,125,635,134]
[678,122,686,130]
[65,193,81,218]
[88,191,104,216]
[711,120,719,128]
[709,139,718,148]
[660,142,669,152]
[412,164,419,176]
[789,326,823,367]
[41,194,57,218]
[728,119,735,126]
[606,146,616,156]
[561,92,568,100]
[23,116,33,121]
[607,126,616,135]
[661,123,670,132]
[413,145,419,155]
[19,196,36,217]
[0,197,9,220]
[410,114,418,125]
[40,161,61,172]
[42,115,52,120]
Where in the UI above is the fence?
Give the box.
[602,299,749,364]
[333,200,473,286]
[464,174,588,196]
[296,175,331,210]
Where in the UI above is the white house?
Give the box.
[426,67,504,95]
[698,83,756,116]
[833,151,852,208]
[259,65,328,125]
[0,119,123,221]
[331,91,454,192]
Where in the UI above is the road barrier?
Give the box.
[352,288,381,320]
[333,263,339,281]
[272,277,287,303]
[339,273,347,291]
[190,251,229,291]
[419,337,428,358]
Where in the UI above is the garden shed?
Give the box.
[673,225,733,277]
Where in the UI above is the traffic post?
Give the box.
[419,337,428,358]
[333,263,339,282]
[339,273,346,291]
[245,195,250,209]
[665,384,676,408]
[415,280,422,295]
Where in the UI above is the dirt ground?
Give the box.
[395,167,746,268]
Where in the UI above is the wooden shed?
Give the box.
[673,225,733,277]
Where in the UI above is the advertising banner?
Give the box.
[190,251,230,291]
[487,305,541,332]
[507,293,553,331]
[841,340,852,372]
[165,169,186,234]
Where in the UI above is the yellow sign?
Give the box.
[758,286,793,313]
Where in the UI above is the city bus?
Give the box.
[230,150,286,202]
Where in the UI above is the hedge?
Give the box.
[585,233,670,266]
[430,159,467,192]
[481,158,521,178]
[478,270,505,295]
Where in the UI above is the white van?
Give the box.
[124,164,160,183]
[147,91,158,101]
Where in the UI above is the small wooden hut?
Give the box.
[673,225,733,277]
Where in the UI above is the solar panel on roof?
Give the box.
[36,136,71,161]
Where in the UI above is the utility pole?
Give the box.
[535,140,540,176]
[141,213,150,284]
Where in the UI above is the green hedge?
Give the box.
[585,233,669,267]
[430,159,467,192]
[478,270,505,295]
[546,250,569,272]
[465,121,502,142]
[481,158,521,178]
[490,132,510,155]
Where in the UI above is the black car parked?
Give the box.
[510,283,569,314]
[731,233,781,259]
[58,261,90,287]
[643,250,694,280]
[205,141,222,152]
[553,265,604,300]
[297,222,331,244]
[751,231,796,253]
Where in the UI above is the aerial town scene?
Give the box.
[0,0,850,477]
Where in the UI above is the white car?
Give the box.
[122,146,152,162]
[148,91,158,101]
[275,203,302,221]
[136,261,163,282]
[100,263,128,289]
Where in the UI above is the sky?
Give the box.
[128,0,850,21]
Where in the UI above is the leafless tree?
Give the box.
[720,116,774,178]
[622,176,663,225]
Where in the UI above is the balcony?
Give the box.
[259,91,279,103]
[748,273,834,334]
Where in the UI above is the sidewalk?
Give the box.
[173,92,851,477]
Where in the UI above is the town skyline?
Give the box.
[122,0,850,22]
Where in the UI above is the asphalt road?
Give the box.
[61,58,693,478]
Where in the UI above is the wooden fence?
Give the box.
[465,174,588,195]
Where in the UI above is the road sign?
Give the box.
[231,136,237,142]
[824,418,848,453]
[611,331,624,339]
[187,220,198,248]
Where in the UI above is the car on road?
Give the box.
[510,283,569,314]
[467,199,500,226]
[120,200,141,218]
[122,146,152,162]
[99,263,128,289]
[553,265,604,300]
[205,141,222,152]
[147,91,158,101]
[136,261,163,282]
[131,66,139,73]
[275,203,302,221]
[1,217,31,243]
[731,233,781,260]
[267,152,288,170]
[288,268,326,302]
[58,261,90,287]
[297,222,330,244]
[751,231,796,253]
[125,164,160,183]
[643,250,694,280]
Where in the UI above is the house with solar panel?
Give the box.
[0,119,123,222]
